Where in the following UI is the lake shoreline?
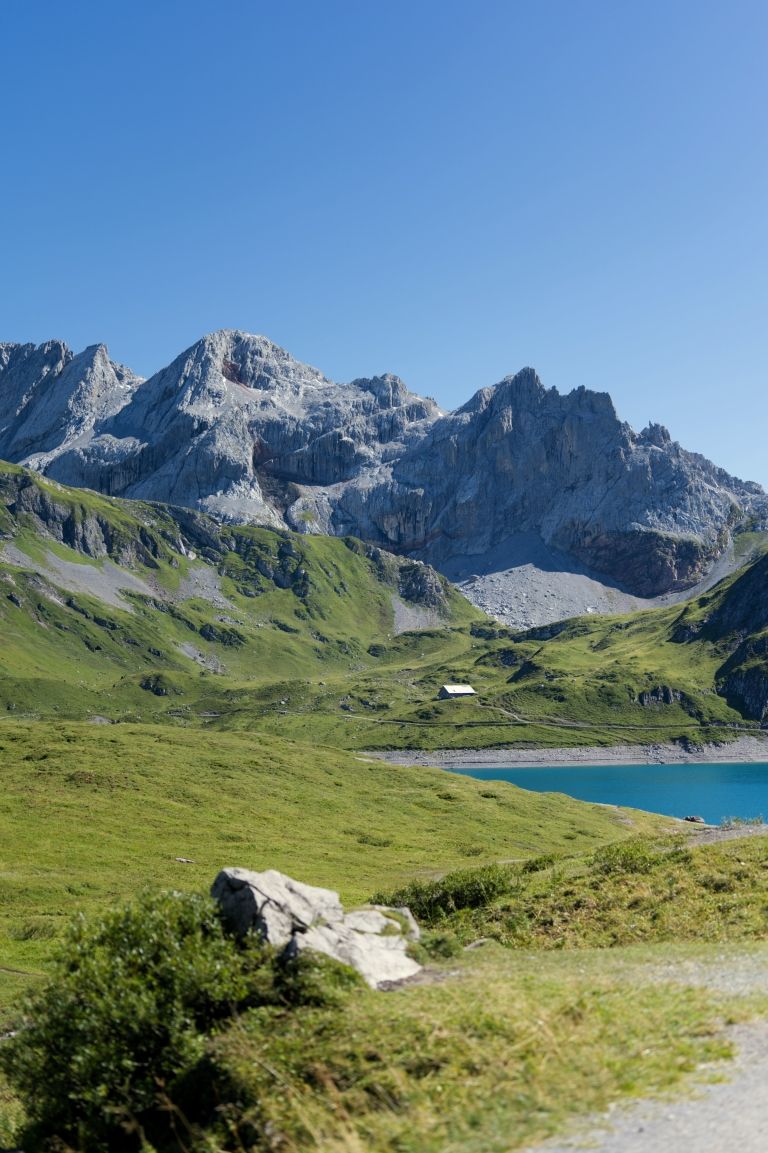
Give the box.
[372,735,768,770]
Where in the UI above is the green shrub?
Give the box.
[521,853,558,874]
[273,950,365,1008]
[409,929,463,961]
[0,890,260,1151]
[372,863,517,923]
[0,891,372,1152]
[591,839,663,875]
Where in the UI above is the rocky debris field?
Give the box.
[375,735,768,769]
[444,531,752,629]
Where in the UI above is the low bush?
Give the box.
[521,852,558,874]
[591,838,665,875]
[409,929,463,961]
[0,890,363,1152]
[1,890,254,1150]
[372,862,518,922]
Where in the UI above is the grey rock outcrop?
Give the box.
[698,551,768,642]
[2,330,765,599]
[637,685,683,706]
[0,468,166,566]
[211,866,421,988]
[332,370,765,596]
[717,659,768,722]
[666,549,768,720]
[0,340,141,465]
[37,331,440,527]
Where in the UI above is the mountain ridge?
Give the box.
[1,329,764,600]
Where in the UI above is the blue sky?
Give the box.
[1,0,766,483]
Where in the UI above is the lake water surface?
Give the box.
[445,762,768,825]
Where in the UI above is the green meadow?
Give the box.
[0,720,671,1019]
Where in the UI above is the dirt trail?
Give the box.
[686,821,768,846]
[523,922,768,1153]
[526,1019,768,1153]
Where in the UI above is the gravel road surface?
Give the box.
[524,944,768,1153]
[525,1021,768,1153]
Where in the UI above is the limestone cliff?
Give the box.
[332,368,765,595]
[0,331,764,598]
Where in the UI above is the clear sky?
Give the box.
[1,1,766,483]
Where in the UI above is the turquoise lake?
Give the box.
[445,762,768,825]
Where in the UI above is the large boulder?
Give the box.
[211,866,421,989]
[211,867,343,942]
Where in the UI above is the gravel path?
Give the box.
[524,944,768,1153]
[687,822,768,846]
[526,1021,768,1153]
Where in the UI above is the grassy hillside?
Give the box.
[204,832,768,1152]
[3,462,768,750]
[209,944,733,1153]
[0,462,480,721]
[0,720,671,1021]
[247,547,768,750]
[6,831,766,1152]
[4,460,768,1151]
[376,830,768,949]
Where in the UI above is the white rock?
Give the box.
[211,867,343,945]
[211,866,421,989]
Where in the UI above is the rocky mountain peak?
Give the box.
[0,339,141,464]
[456,367,544,417]
[191,329,331,394]
[494,365,546,403]
[1,331,765,599]
[457,370,619,427]
[0,338,71,369]
[0,340,72,420]
[352,373,433,413]
[639,422,673,448]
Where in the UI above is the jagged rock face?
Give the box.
[671,551,768,720]
[35,331,439,526]
[0,341,141,464]
[701,552,768,641]
[717,644,768,721]
[1,331,765,598]
[0,470,164,566]
[333,370,765,595]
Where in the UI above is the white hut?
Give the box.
[438,684,476,699]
